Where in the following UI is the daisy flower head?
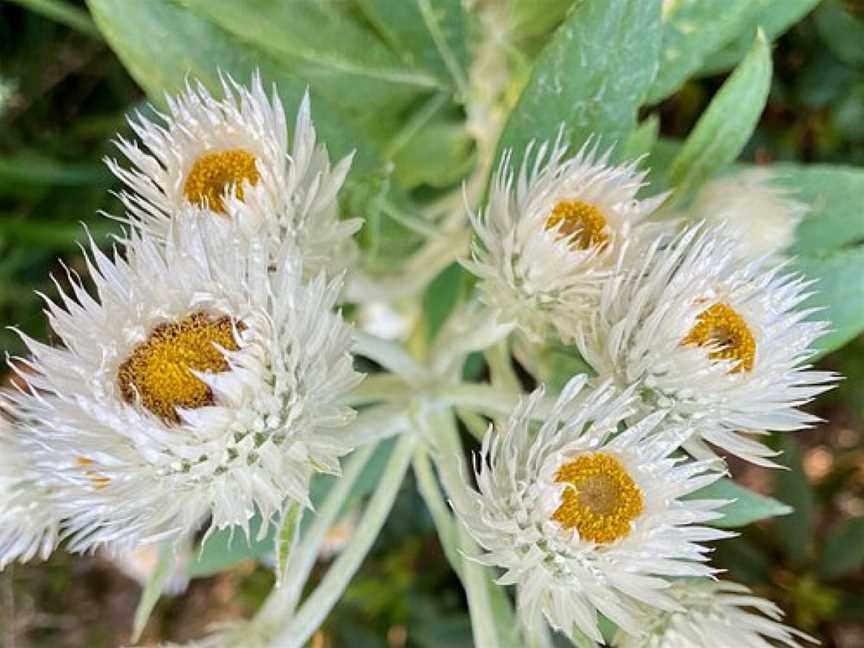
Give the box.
[687,168,807,263]
[612,579,816,648]
[109,71,359,275]
[463,133,668,342]
[452,376,731,643]
[0,415,60,567]
[4,213,362,555]
[577,225,836,466]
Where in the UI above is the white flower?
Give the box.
[463,134,668,342]
[0,415,60,567]
[612,579,816,648]
[687,168,806,262]
[452,376,731,644]
[4,214,362,555]
[577,226,836,467]
[108,72,359,275]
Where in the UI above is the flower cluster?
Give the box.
[0,70,835,648]
[0,74,362,559]
[458,140,832,644]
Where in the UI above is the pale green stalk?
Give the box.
[351,330,428,382]
[412,447,463,579]
[422,411,509,648]
[435,382,526,417]
[267,433,417,648]
[339,372,411,407]
[255,443,375,626]
[485,341,521,393]
[339,402,412,447]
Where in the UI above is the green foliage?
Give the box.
[779,164,864,254]
[700,0,822,74]
[132,544,176,642]
[692,478,792,528]
[667,32,772,197]
[5,0,864,645]
[274,502,303,585]
[86,0,378,171]
[794,247,864,355]
[423,263,468,342]
[355,0,468,90]
[813,1,864,67]
[177,0,438,115]
[494,0,662,169]
[774,437,817,567]
[650,0,758,103]
[189,440,394,577]
[820,517,864,580]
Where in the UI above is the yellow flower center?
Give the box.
[682,303,756,373]
[118,312,240,423]
[552,452,644,544]
[183,148,259,213]
[545,200,609,250]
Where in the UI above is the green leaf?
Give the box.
[774,436,816,567]
[820,517,864,580]
[86,0,380,174]
[494,0,663,171]
[131,543,176,642]
[0,154,109,186]
[779,164,864,254]
[177,0,441,114]
[621,115,659,162]
[393,119,475,189]
[423,263,467,342]
[700,0,821,74]
[356,0,468,90]
[274,502,303,586]
[649,0,758,103]
[189,513,275,577]
[7,0,101,38]
[690,478,792,528]
[509,0,576,43]
[772,164,864,255]
[667,31,771,197]
[814,1,864,67]
[794,246,864,355]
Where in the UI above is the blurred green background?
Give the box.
[0,1,863,646]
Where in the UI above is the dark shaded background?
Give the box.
[0,1,862,646]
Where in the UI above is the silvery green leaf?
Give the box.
[690,478,792,529]
[274,502,303,586]
[131,543,176,642]
[700,0,821,74]
[667,31,771,197]
[494,0,662,171]
[649,0,756,103]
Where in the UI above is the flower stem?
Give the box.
[351,329,428,382]
[255,443,376,626]
[421,410,516,648]
[266,433,417,648]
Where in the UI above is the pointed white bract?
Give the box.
[108,72,359,275]
[612,579,816,648]
[4,214,362,555]
[688,168,806,262]
[463,134,667,342]
[451,376,731,644]
[0,417,60,567]
[577,225,836,466]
